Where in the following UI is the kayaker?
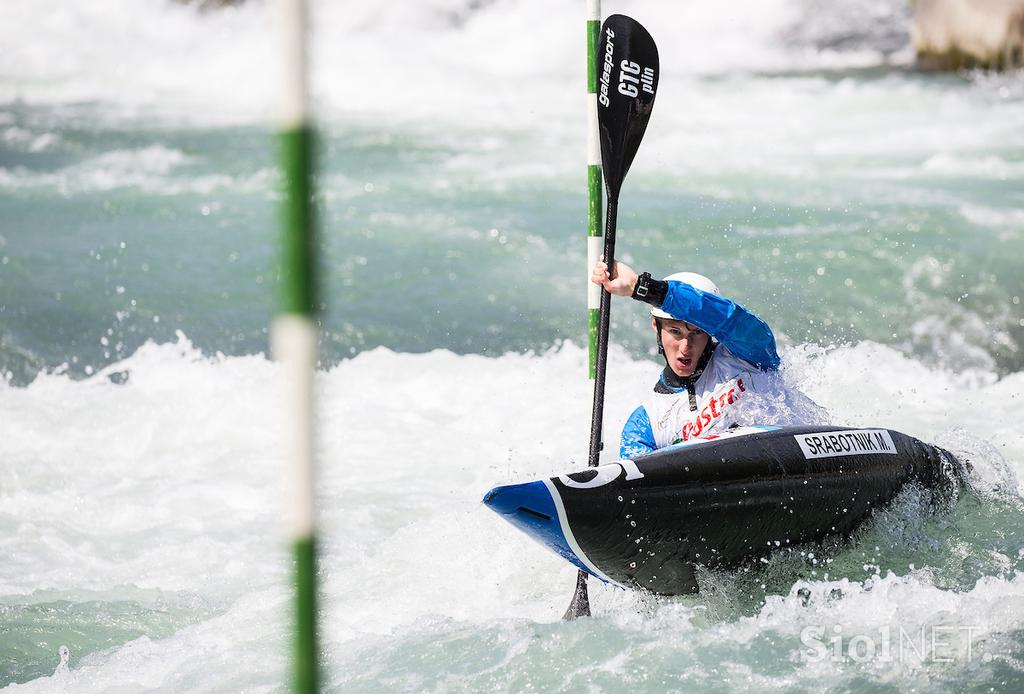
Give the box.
[591,258,824,458]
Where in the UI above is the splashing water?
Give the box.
[2,0,1023,690]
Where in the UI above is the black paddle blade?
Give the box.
[596,14,659,201]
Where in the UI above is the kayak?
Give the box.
[483,425,962,595]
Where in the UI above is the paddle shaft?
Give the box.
[563,196,618,621]
[588,197,618,467]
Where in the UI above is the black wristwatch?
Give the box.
[631,272,667,307]
[633,271,652,299]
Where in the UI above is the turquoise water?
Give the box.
[4,88,1022,385]
[2,0,1023,691]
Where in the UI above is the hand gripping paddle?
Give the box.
[564,14,659,621]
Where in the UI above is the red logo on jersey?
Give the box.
[675,377,746,442]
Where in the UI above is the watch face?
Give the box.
[633,274,648,298]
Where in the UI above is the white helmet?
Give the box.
[650,272,720,319]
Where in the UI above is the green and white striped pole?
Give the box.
[586,0,603,379]
[272,0,319,691]
[563,0,606,621]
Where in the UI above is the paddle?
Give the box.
[563,13,659,621]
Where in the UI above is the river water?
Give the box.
[2,0,1023,691]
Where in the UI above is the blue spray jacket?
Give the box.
[620,280,785,459]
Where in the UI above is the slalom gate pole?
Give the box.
[586,0,603,380]
[563,0,604,623]
[272,0,320,691]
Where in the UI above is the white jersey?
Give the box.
[619,275,825,459]
[619,345,767,456]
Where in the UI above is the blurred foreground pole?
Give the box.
[586,0,603,379]
[272,0,319,691]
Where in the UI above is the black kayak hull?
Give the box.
[484,425,959,595]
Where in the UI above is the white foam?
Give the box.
[0,0,944,129]
[923,152,1024,178]
[960,204,1024,232]
[0,145,274,196]
[2,336,1022,688]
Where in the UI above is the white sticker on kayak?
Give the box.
[796,429,897,459]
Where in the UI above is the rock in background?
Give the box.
[913,0,1024,69]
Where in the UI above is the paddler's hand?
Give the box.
[591,257,639,297]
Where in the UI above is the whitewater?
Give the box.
[2,0,1023,691]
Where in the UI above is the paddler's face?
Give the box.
[655,318,709,378]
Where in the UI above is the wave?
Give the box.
[6,333,1021,461]
[0,144,275,195]
[923,153,1024,179]
[0,0,922,126]
[2,333,1021,690]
